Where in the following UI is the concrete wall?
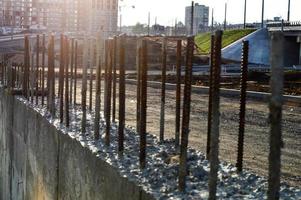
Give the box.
[0,88,154,200]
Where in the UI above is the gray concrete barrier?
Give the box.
[0,88,154,200]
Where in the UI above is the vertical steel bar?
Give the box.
[35,35,40,105]
[39,69,42,89]
[178,36,194,191]
[236,40,249,172]
[7,62,13,89]
[89,42,94,111]
[48,35,55,116]
[82,39,89,133]
[1,59,3,85]
[206,35,215,158]
[15,64,18,88]
[208,30,223,200]
[118,36,126,154]
[31,50,34,103]
[139,39,148,169]
[94,37,102,140]
[160,37,167,142]
[104,40,109,117]
[112,36,117,122]
[70,38,74,105]
[175,40,182,149]
[64,38,70,127]
[59,35,65,123]
[267,32,284,200]
[74,41,78,105]
[136,39,142,132]
[42,34,45,105]
[105,40,113,146]
[23,36,30,99]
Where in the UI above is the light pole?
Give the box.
[287,0,291,21]
[119,0,135,33]
[243,0,247,29]
[224,2,227,30]
[261,0,265,28]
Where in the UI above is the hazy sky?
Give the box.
[120,0,301,26]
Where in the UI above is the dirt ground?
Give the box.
[73,80,301,187]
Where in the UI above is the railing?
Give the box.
[266,20,301,28]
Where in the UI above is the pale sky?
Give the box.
[120,0,301,26]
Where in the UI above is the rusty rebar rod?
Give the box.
[42,34,46,106]
[267,32,284,200]
[23,36,30,99]
[35,34,40,105]
[104,40,109,117]
[136,39,142,132]
[112,36,117,122]
[118,36,126,154]
[94,38,102,140]
[89,42,94,111]
[48,35,55,116]
[159,37,167,142]
[0,60,4,85]
[175,40,182,149]
[59,35,65,123]
[64,38,70,127]
[105,40,113,146]
[236,40,249,172]
[208,30,223,200]
[206,34,215,158]
[74,41,78,105]
[70,38,74,105]
[89,67,93,111]
[30,52,34,103]
[104,40,114,146]
[139,40,148,169]
[178,36,194,192]
[81,40,89,133]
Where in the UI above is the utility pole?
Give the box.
[190,1,194,35]
[224,2,227,30]
[287,0,291,21]
[244,0,247,29]
[261,0,265,28]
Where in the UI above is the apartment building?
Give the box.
[185,3,209,35]
[0,0,118,36]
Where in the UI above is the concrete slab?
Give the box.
[222,28,270,66]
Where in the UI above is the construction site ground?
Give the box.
[73,79,301,187]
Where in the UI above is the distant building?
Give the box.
[0,0,118,37]
[185,3,209,35]
[77,0,118,37]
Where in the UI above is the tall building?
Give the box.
[185,3,209,35]
[0,0,118,37]
[77,0,118,37]
[0,0,32,28]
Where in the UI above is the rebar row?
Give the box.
[0,31,285,199]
